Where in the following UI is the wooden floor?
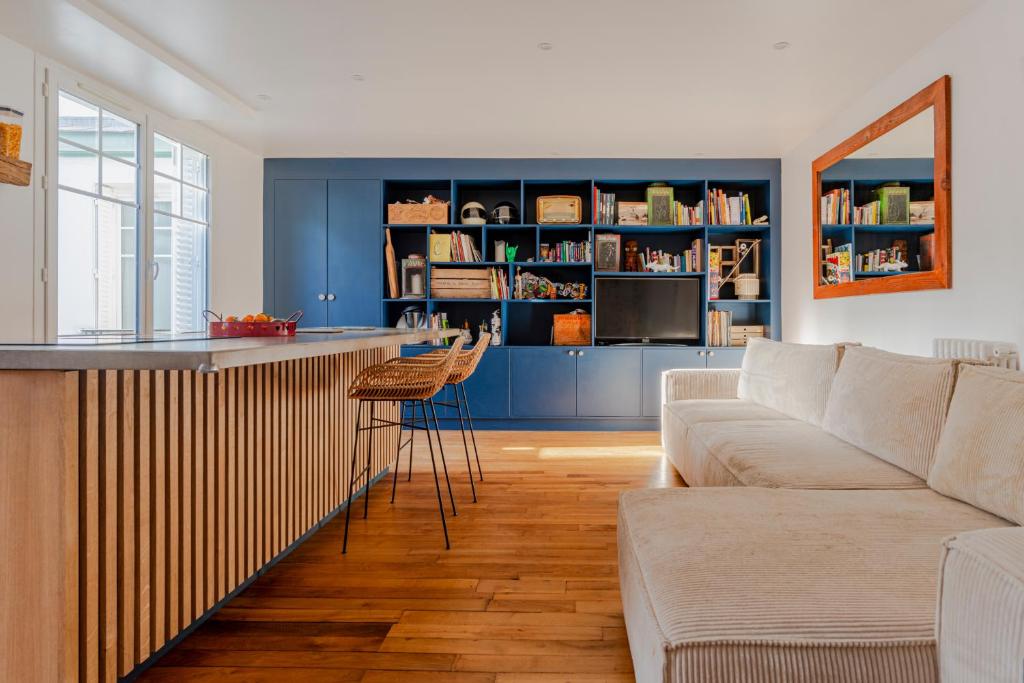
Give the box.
[140,430,682,682]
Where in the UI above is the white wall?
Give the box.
[0,34,38,340]
[0,32,262,342]
[781,0,1024,355]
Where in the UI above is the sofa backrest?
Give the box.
[737,338,843,426]
[928,364,1024,525]
[822,346,957,479]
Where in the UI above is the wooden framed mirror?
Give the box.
[812,76,951,298]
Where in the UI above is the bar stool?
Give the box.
[386,333,491,504]
[342,338,464,553]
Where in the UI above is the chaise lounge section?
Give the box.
[621,339,1024,682]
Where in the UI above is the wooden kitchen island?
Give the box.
[0,328,451,682]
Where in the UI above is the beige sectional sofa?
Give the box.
[619,338,1024,683]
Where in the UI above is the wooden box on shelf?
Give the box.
[0,154,31,187]
[552,311,591,346]
[730,324,766,347]
[387,202,449,225]
[430,267,491,299]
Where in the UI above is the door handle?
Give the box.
[698,350,706,357]
[567,349,576,356]
[326,293,336,301]
[577,350,585,357]
[708,351,715,357]
[317,293,327,301]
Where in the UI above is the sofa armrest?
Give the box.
[662,369,740,404]
[937,527,1024,683]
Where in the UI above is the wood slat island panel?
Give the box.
[0,345,402,682]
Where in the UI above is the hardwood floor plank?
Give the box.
[138,431,679,681]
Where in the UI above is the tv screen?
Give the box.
[595,277,700,343]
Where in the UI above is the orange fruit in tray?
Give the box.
[225,315,239,322]
[254,313,271,323]
[242,314,255,323]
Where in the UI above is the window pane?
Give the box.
[58,141,98,194]
[154,227,172,255]
[102,156,137,204]
[154,133,180,178]
[153,217,207,333]
[58,190,137,335]
[182,185,208,222]
[58,92,99,150]
[102,111,137,162]
[183,146,208,189]
[154,175,182,217]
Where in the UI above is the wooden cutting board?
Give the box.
[384,228,399,298]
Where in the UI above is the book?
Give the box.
[820,188,850,224]
[429,234,451,262]
[707,188,753,225]
[708,249,722,298]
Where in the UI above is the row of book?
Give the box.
[595,190,618,225]
[707,309,733,347]
[592,188,705,226]
[489,267,510,299]
[857,247,907,273]
[820,188,851,224]
[707,188,754,225]
[854,201,881,225]
[543,240,592,263]
[675,200,704,226]
[430,231,482,262]
[823,243,853,285]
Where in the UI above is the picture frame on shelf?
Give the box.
[646,185,674,226]
[595,233,621,272]
[617,202,648,226]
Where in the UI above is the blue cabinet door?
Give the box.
[641,347,709,417]
[461,347,509,419]
[273,179,327,326]
[327,179,382,326]
[707,348,746,369]
[576,347,642,417]
[510,348,577,417]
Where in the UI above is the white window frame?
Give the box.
[38,61,212,340]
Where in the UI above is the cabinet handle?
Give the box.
[567,349,576,356]
[708,351,715,357]
[326,293,336,301]
[577,350,585,357]
[317,293,327,301]
[698,350,706,357]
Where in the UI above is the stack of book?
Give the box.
[824,243,853,284]
[854,201,880,224]
[675,200,704,225]
[856,246,906,273]
[594,189,617,225]
[820,188,850,224]
[431,231,482,262]
[489,268,510,299]
[685,238,703,272]
[707,188,753,225]
[707,309,733,347]
[545,240,592,263]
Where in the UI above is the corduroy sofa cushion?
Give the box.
[617,487,1010,683]
[822,346,957,479]
[684,419,927,489]
[928,365,1024,525]
[737,338,843,426]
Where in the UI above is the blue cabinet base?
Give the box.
[435,417,660,431]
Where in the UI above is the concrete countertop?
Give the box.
[0,328,457,372]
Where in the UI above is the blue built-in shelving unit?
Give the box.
[264,159,780,429]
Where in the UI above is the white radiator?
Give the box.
[933,338,1020,370]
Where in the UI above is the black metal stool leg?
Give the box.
[459,382,484,482]
[452,383,477,503]
[363,401,375,519]
[428,398,457,516]
[390,400,407,504]
[408,399,418,481]
[342,399,363,554]
[420,400,451,549]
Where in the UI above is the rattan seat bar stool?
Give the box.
[384,333,491,504]
[342,338,464,553]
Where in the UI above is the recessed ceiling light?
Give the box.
[537,42,553,51]
[773,41,790,50]
[352,74,366,81]
[255,93,272,102]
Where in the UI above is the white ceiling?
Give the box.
[1,0,982,158]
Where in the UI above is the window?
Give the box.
[56,91,140,335]
[152,134,209,333]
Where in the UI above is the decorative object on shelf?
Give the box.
[400,254,426,298]
[553,309,591,346]
[734,273,760,300]
[624,240,641,272]
[909,200,935,224]
[490,201,519,224]
[876,184,910,224]
[429,233,452,262]
[494,239,506,262]
[397,305,426,329]
[513,268,587,301]
[490,310,502,345]
[430,267,493,299]
[536,195,582,224]
[595,233,621,271]
[617,201,648,226]
[460,201,487,225]
[505,244,519,262]
[460,319,474,344]
[385,228,400,298]
[539,243,551,261]
[730,324,766,347]
[646,183,675,226]
[387,195,449,224]
[710,238,762,296]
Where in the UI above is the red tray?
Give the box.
[204,310,303,337]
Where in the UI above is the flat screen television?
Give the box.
[595,277,700,344]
